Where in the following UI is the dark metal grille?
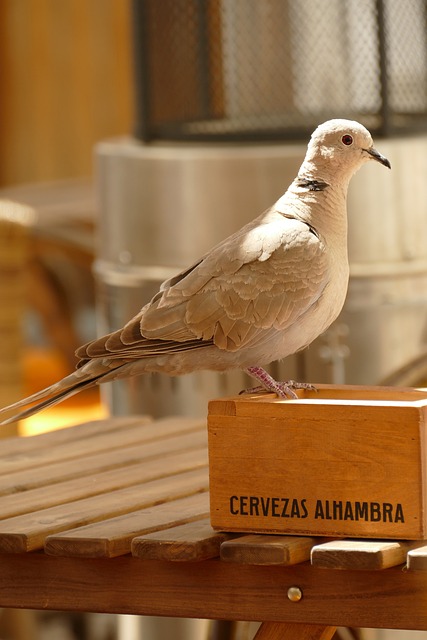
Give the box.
[132,0,427,141]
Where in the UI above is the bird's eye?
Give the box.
[342,134,353,146]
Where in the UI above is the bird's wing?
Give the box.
[78,209,329,360]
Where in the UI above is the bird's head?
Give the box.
[303,119,391,180]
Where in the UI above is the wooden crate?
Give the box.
[208,385,427,539]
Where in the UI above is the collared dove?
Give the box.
[0,119,390,425]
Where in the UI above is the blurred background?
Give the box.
[1,0,427,639]
[2,0,427,441]
[2,0,427,435]
[0,0,133,436]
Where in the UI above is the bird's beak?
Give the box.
[365,147,391,169]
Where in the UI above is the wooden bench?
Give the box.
[1,414,427,640]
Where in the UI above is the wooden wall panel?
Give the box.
[0,0,134,185]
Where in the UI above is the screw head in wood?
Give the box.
[287,586,302,602]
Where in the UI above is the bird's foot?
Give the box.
[242,366,316,399]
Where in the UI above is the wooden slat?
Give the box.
[0,467,209,553]
[0,416,149,456]
[311,539,425,570]
[220,534,316,565]
[0,425,146,474]
[0,416,205,475]
[132,518,234,561]
[0,425,207,496]
[0,446,207,519]
[45,493,210,558]
[407,544,427,571]
[254,623,336,640]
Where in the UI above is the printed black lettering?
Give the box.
[344,501,354,521]
[314,500,324,519]
[301,499,309,518]
[260,497,270,516]
[333,501,343,520]
[354,502,368,520]
[291,499,301,518]
[370,502,381,521]
[383,503,393,522]
[240,496,249,516]
[395,503,405,523]
[249,496,260,516]
[231,496,404,524]
[281,498,290,517]
[230,496,239,515]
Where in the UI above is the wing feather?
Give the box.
[76,209,329,363]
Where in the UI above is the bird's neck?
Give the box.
[274,170,350,243]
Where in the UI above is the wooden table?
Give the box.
[1,415,427,640]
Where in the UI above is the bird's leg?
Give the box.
[243,366,316,399]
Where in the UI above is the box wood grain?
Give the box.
[208,385,427,539]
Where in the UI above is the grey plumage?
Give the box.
[0,119,390,425]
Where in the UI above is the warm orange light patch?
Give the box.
[20,347,108,436]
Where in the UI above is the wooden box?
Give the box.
[208,385,427,539]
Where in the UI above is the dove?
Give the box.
[0,119,390,426]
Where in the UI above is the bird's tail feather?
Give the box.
[0,367,114,427]
[0,380,92,426]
